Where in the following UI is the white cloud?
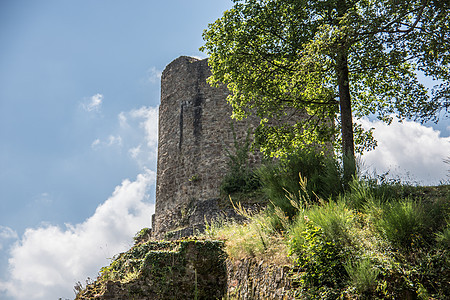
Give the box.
[104,106,159,168]
[91,138,101,149]
[118,112,128,128]
[145,67,162,84]
[129,107,158,150]
[107,135,122,147]
[0,171,155,300]
[91,106,158,169]
[359,117,450,185]
[90,135,122,149]
[124,107,158,168]
[0,227,18,251]
[81,93,103,112]
[129,145,142,159]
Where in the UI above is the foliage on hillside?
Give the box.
[211,150,450,299]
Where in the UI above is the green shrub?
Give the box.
[257,149,344,217]
[220,170,260,195]
[435,223,450,248]
[367,172,407,202]
[220,125,260,195]
[300,199,355,245]
[375,198,426,250]
[421,198,450,244]
[345,178,375,210]
[288,199,355,295]
[263,205,290,233]
[418,248,450,298]
[345,258,380,295]
[289,220,348,289]
[374,195,449,249]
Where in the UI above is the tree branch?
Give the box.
[354,0,428,43]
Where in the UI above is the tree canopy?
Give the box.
[201,0,449,182]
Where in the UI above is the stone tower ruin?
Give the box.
[152,56,260,238]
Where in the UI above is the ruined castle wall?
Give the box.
[154,56,260,237]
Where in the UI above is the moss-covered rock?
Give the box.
[75,239,227,300]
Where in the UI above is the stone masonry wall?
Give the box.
[227,258,296,299]
[153,56,261,238]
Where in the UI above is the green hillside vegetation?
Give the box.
[207,149,449,299]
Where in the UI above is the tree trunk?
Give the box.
[336,50,356,187]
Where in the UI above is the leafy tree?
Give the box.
[201,0,449,184]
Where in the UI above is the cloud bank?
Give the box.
[360,117,450,185]
[0,105,159,300]
[0,104,158,300]
[0,171,155,300]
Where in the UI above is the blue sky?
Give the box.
[0,1,448,299]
